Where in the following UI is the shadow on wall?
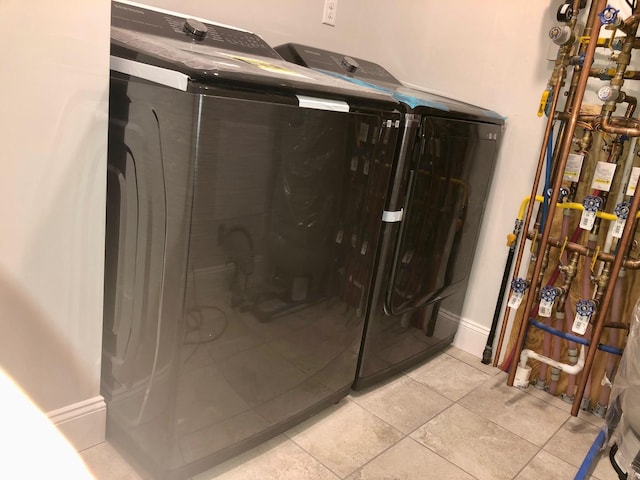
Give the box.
[0,265,96,414]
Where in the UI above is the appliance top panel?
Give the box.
[276,43,504,124]
[110,1,399,107]
[112,0,281,59]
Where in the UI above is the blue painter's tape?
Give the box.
[317,69,450,111]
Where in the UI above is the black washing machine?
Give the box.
[276,43,504,389]
[102,3,402,478]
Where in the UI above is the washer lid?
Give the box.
[275,43,504,124]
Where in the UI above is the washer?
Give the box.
[102,3,401,478]
[276,43,504,389]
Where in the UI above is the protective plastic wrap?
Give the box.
[605,298,640,477]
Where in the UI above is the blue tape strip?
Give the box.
[317,69,450,111]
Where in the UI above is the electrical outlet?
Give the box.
[322,0,337,26]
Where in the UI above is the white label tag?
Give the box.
[386,120,392,128]
[564,153,584,182]
[572,313,590,335]
[350,157,358,171]
[336,230,344,244]
[626,166,640,196]
[580,209,597,230]
[590,161,617,192]
[363,159,370,175]
[508,291,524,309]
[539,299,554,317]
[394,120,400,128]
[360,240,368,255]
[612,216,626,239]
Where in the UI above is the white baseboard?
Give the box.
[452,315,490,358]
[47,395,106,452]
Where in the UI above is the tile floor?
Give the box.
[80,347,620,480]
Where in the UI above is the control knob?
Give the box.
[184,18,208,39]
[341,56,359,74]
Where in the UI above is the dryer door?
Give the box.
[384,117,499,320]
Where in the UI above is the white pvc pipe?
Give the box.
[519,345,586,375]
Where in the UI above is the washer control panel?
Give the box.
[112,1,281,59]
[276,43,401,85]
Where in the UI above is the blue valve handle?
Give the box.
[598,6,619,25]
[583,195,603,212]
[511,278,528,294]
[615,201,631,219]
[540,286,559,302]
[576,299,596,316]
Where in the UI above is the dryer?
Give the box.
[102,3,401,478]
[276,43,504,389]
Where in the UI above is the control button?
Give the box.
[184,18,208,39]
[341,56,359,73]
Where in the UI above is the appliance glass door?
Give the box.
[385,117,497,319]
[132,93,398,475]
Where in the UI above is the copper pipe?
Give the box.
[589,68,640,81]
[507,0,608,387]
[526,231,640,268]
[566,4,601,109]
[625,95,638,117]
[572,189,640,416]
[492,72,566,368]
[600,111,640,136]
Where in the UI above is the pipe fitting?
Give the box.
[568,347,579,364]
[550,367,561,382]
[593,403,608,418]
[519,346,586,376]
[514,364,531,389]
[580,397,591,411]
[534,378,547,390]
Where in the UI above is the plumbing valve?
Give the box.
[507,278,528,310]
[540,286,560,302]
[557,3,573,23]
[615,201,631,219]
[598,6,619,25]
[613,201,631,238]
[559,187,569,202]
[549,25,575,46]
[583,195,603,212]
[539,286,559,317]
[511,278,528,294]
[573,299,596,335]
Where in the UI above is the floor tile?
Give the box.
[543,416,607,472]
[459,375,569,446]
[345,437,475,480]
[411,403,538,480]
[406,353,491,401]
[522,381,607,428]
[287,399,404,478]
[350,375,452,434]
[80,442,147,480]
[514,450,580,480]
[446,346,503,376]
[193,435,339,480]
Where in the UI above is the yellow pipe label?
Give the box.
[538,90,550,117]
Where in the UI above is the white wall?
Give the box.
[0,0,110,449]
